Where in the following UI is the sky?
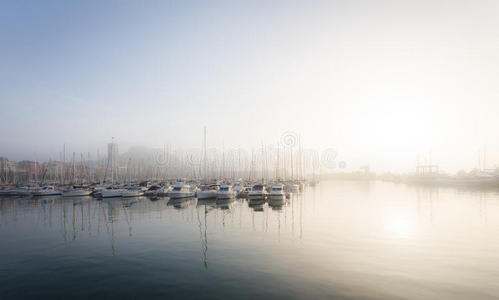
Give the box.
[1,0,499,172]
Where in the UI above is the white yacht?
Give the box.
[216,185,236,199]
[62,188,92,197]
[121,186,144,197]
[31,186,61,196]
[269,185,286,201]
[100,188,124,198]
[168,183,195,199]
[248,184,268,200]
[197,184,218,200]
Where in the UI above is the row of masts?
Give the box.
[1,130,315,185]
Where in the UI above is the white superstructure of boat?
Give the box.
[269,184,286,201]
[168,183,195,199]
[31,186,61,196]
[216,185,236,200]
[286,183,300,194]
[248,184,267,200]
[121,186,144,197]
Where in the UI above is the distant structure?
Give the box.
[416,164,439,176]
[107,141,119,183]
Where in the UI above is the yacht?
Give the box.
[0,186,32,197]
[197,184,218,200]
[158,185,172,196]
[268,184,286,201]
[121,186,144,197]
[31,186,61,196]
[216,185,236,200]
[286,183,300,194]
[62,187,92,197]
[248,184,268,200]
[100,188,124,198]
[168,183,195,199]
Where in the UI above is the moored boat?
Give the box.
[248,184,267,200]
[168,183,195,199]
[268,184,286,202]
[197,184,218,200]
[216,185,236,200]
[121,186,144,197]
[31,186,61,196]
[62,187,92,197]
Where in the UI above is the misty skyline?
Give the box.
[1,1,499,172]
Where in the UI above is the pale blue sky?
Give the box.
[1,1,499,172]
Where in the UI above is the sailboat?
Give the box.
[62,187,92,197]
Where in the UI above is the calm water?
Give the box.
[1,181,499,299]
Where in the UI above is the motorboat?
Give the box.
[268,184,286,202]
[216,185,236,200]
[145,185,172,196]
[121,186,144,197]
[31,186,61,196]
[168,183,195,199]
[197,184,218,200]
[248,184,267,200]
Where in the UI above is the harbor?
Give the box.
[3,0,499,299]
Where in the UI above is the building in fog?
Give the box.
[107,142,119,182]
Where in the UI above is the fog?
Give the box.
[1,1,499,173]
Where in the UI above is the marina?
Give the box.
[2,0,499,299]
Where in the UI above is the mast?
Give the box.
[72,152,76,184]
[63,144,66,184]
[111,137,114,186]
[203,126,207,181]
[261,142,265,183]
[276,142,280,180]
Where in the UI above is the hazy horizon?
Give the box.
[2,0,499,173]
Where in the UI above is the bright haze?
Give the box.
[1,1,498,172]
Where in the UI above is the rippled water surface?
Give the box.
[1,181,499,299]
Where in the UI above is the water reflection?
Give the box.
[2,182,499,299]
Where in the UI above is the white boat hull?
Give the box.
[168,191,195,199]
[197,190,217,200]
[101,189,124,198]
[62,189,92,197]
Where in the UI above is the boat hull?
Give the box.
[168,192,195,199]
[62,190,92,197]
[100,190,124,198]
[197,190,217,200]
